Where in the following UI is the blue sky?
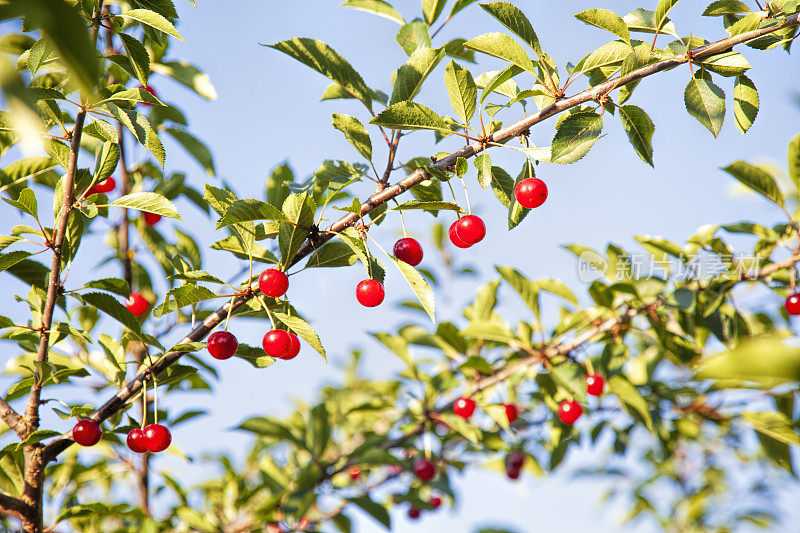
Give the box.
[2,0,800,531]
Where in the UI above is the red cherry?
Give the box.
[143,212,162,225]
[506,467,521,480]
[408,507,421,520]
[455,215,486,245]
[88,177,116,195]
[393,237,423,266]
[786,293,800,315]
[449,220,472,248]
[72,419,102,446]
[585,374,605,397]
[207,331,238,360]
[356,279,384,307]
[507,451,525,471]
[514,178,548,208]
[143,423,171,452]
[348,466,362,480]
[503,403,518,424]
[125,292,149,317]
[557,400,583,425]
[453,397,476,420]
[413,458,436,482]
[138,84,157,106]
[126,428,147,453]
[429,496,442,509]
[282,332,301,360]
[262,329,292,358]
[259,268,289,298]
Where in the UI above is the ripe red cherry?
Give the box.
[448,220,472,248]
[413,458,436,481]
[88,177,116,195]
[143,212,162,225]
[514,178,548,208]
[356,279,384,307]
[126,428,147,453]
[453,397,476,420]
[348,466,361,480]
[282,332,301,360]
[263,329,292,358]
[259,268,289,298]
[585,374,605,396]
[72,419,102,446]
[785,293,800,315]
[507,451,525,471]
[138,84,157,106]
[207,331,238,360]
[143,423,171,452]
[503,403,518,424]
[558,400,583,425]
[455,215,486,245]
[125,292,149,317]
[393,237,423,266]
[429,496,442,509]
[408,507,421,520]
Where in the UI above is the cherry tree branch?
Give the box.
[41,13,800,463]
[0,399,27,438]
[0,491,30,523]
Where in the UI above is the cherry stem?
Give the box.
[394,199,408,238]
[258,296,278,329]
[223,295,236,331]
[458,176,472,215]
[141,379,147,429]
[585,357,595,376]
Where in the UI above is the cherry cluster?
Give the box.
[71,419,172,454]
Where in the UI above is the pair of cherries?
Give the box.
[72,419,170,453]
[449,214,486,248]
[452,397,519,424]
[256,268,301,359]
[408,496,442,520]
[354,237,424,308]
[557,374,605,425]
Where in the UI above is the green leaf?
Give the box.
[608,375,653,432]
[274,312,326,360]
[369,101,449,132]
[477,65,522,104]
[618,105,654,167]
[337,227,385,283]
[550,111,604,164]
[463,32,537,74]
[269,38,372,109]
[165,128,215,175]
[696,337,800,385]
[306,241,357,268]
[93,141,120,183]
[118,8,186,41]
[474,153,492,189]
[654,0,681,33]
[684,72,726,137]
[119,32,150,86]
[348,495,391,529]
[342,0,404,24]
[391,256,435,322]
[332,114,372,162]
[423,0,448,25]
[703,1,752,16]
[788,134,800,192]
[623,8,679,37]
[574,41,630,76]
[237,417,299,443]
[110,192,181,219]
[234,344,275,368]
[2,188,38,219]
[151,61,217,99]
[575,8,631,44]
[152,285,219,317]
[106,104,165,165]
[216,199,287,229]
[444,60,477,125]
[479,2,542,54]
[722,161,784,207]
[396,20,432,55]
[80,292,141,333]
[390,46,445,105]
[496,266,540,318]
[733,74,759,134]
[307,403,331,457]
[701,51,751,77]
[391,200,462,212]
[100,87,165,107]
[744,411,800,447]
[450,0,478,17]
[82,278,131,298]
[278,193,316,264]
[0,251,33,273]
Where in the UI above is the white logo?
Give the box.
[578,250,607,283]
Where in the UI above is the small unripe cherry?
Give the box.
[393,237,424,266]
[557,400,583,425]
[263,329,292,358]
[455,215,486,245]
[503,403,518,424]
[408,507,421,520]
[785,293,800,315]
[514,178,548,208]
[143,423,171,452]
[126,428,147,453]
[413,458,436,482]
[448,220,472,248]
[207,331,238,360]
[259,268,289,298]
[348,466,362,480]
[585,374,605,396]
[453,397,476,420]
[125,292,149,317]
[72,419,102,446]
[429,496,442,510]
[356,279,384,307]
[143,212,161,225]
